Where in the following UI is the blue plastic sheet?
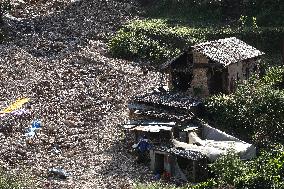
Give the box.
[25,120,42,138]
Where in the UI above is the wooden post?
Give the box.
[282,37,284,64]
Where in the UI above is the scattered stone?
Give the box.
[0,0,161,188]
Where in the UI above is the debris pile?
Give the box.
[0,0,161,188]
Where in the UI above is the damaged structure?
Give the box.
[123,114,256,182]
[122,37,260,182]
[161,37,264,96]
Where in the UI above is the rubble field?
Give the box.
[0,0,161,188]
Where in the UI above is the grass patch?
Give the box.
[134,179,217,189]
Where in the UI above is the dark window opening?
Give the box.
[166,51,193,71]
[208,70,223,95]
[172,72,193,92]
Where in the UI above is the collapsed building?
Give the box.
[122,37,264,182]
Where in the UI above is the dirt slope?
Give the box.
[0,0,160,188]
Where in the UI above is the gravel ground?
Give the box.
[0,0,161,188]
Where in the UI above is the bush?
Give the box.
[134,180,217,189]
[210,151,245,186]
[205,66,284,145]
[108,28,180,65]
[190,179,217,189]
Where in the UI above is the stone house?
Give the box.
[161,37,265,97]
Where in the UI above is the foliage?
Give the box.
[0,0,11,22]
[144,0,223,25]
[109,18,284,65]
[205,66,284,145]
[210,145,284,189]
[210,151,245,186]
[134,182,179,189]
[144,0,284,27]
[0,169,24,189]
[190,179,217,189]
[108,24,181,65]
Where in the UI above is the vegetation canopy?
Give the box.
[205,66,284,145]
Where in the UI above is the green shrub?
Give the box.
[205,66,284,145]
[134,180,217,189]
[108,29,180,65]
[109,19,284,65]
[190,179,217,189]
[134,182,179,189]
[210,151,246,186]
[210,146,284,189]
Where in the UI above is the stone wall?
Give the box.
[190,68,209,97]
[193,51,209,64]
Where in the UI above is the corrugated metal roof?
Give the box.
[193,37,264,66]
[131,125,172,132]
